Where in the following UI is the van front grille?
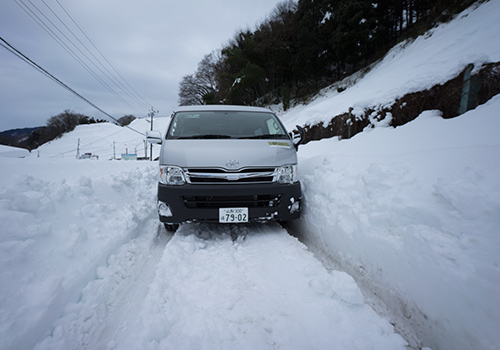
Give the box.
[183,194,282,209]
[185,167,276,184]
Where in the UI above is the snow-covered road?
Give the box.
[0,155,405,349]
[33,221,406,350]
[3,2,500,348]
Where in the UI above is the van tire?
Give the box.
[164,223,179,232]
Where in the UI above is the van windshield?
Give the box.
[166,111,289,140]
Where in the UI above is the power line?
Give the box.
[14,0,146,116]
[54,0,152,109]
[49,0,152,110]
[0,35,146,136]
[14,0,152,116]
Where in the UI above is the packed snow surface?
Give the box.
[37,224,406,350]
[1,1,500,349]
[0,157,406,350]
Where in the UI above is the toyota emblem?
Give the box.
[226,159,239,169]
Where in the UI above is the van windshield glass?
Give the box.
[166,111,289,140]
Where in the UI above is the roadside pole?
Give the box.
[148,107,158,161]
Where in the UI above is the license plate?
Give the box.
[219,208,248,223]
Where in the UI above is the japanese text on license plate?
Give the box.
[219,208,248,223]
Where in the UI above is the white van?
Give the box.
[147,105,303,231]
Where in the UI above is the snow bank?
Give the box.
[1,144,406,350]
[277,3,500,347]
[294,97,500,349]
[0,160,157,350]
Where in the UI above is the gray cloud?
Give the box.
[0,0,283,130]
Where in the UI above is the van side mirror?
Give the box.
[291,125,305,150]
[146,130,163,144]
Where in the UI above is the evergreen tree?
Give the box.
[179,0,479,107]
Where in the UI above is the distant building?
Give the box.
[121,153,137,161]
[80,152,99,160]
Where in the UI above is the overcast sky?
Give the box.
[0,0,285,131]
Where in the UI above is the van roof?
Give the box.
[173,105,273,113]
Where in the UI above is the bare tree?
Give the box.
[178,52,220,106]
[46,109,80,136]
[117,114,136,126]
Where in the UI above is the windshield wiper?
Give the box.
[239,134,288,139]
[178,134,232,139]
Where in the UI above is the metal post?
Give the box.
[150,111,153,161]
[348,107,353,139]
[459,64,474,115]
[148,107,158,161]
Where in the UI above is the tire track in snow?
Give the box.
[35,221,406,350]
[34,220,174,350]
[114,223,406,350]
[94,224,174,349]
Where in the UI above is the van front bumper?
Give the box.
[157,182,301,224]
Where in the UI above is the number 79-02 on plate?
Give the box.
[219,208,248,223]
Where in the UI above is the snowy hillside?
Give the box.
[1,1,499,349]
[33,117,171,160]
[279,0,500,128]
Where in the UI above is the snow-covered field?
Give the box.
[1,1,499,349]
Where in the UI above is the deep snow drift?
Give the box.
[0,159,159,349]
[293,101,500,350]
[1,0,499,349]
[0,152,406,349]
[276,1,500,348]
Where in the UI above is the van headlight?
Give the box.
[160,166,186,185]
[276,165,298,184]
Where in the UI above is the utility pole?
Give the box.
[76,138,80,159]
[148,107,158,161]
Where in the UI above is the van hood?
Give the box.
[159,139,297,169]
